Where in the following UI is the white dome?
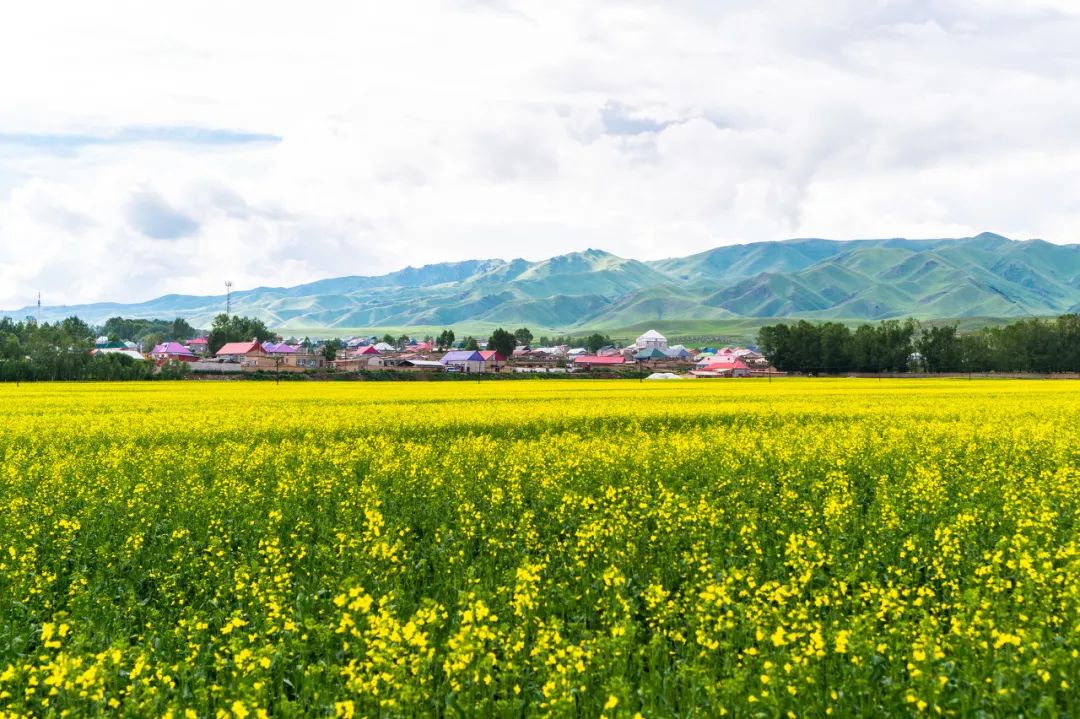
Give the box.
[635,329,668,350]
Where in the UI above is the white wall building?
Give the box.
[635,329,668,351]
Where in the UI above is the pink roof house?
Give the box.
[150,342,197,362]
[216,340,265,358]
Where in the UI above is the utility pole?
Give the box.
[36,292,41,324]
[225,281,233,318]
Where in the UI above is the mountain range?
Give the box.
[6,233,1080,332]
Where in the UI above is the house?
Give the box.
[399,359,444,372]
[368,355,402,368]
[665,345,693,360]
[440,350,486,373]
[289,351,326,370]
[263,343,325,371]
[186,337,210,355]
[373,342,397,352]
[573,355,625,369]
[215,340,269,369]
[633,347,670,363]
[331,357,371,372]
[353,345,380,357]
[149,342,197,362]
[693,358,750,377]
[92,347,146,361]
[478,350,506,371]
[262,342,296,355]
[635,329,668,351]
[696,354,743,369]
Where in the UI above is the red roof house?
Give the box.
[694,359,750,377]
[573,355,625,367]
[215,340,265,358]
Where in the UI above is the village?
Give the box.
[96,329,776,379]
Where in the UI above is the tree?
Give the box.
[171,317,195,340]
[757,324,792,370]
[142,332,164,353]
[917,325,962,373]
[207,314,273,354]
[585,333,610,354]
[487,328,516,358]
[323,338,343,361]
[462,336,480,351]
[818,322,853,373]
[438,329,456,350]
[513,327,533,346]
[1057,314,1080,373]
[60,316,94,344]
[0,335,21,360]
[397,334,410,350]
[101,316,196,347]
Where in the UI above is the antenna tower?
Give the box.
[225,281,233,318]
[36,292,41,323]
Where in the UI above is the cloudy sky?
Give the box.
[2,1,1079,308]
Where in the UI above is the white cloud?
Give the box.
[1,0,1079,308]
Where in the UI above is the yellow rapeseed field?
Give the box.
[0,379,1078,717]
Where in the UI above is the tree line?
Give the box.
[758,315,1080,374]
[102,317,196,352]
[536,333,615,353]
[0,316,189,382]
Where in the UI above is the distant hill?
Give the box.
[6,233,1080,331]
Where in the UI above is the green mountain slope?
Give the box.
[6,233,1080,331]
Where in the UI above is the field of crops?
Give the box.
[1,379,1079,717]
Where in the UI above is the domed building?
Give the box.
[635,329,668,351]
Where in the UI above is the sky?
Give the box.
[2,0,1080,308]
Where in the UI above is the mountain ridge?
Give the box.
[6,233,1080,331]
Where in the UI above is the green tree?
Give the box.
[487,328,516,358]
[462,336,480,351]
[513,327,533,346]
[207,314,273,354]
[585,333,610,354]
[1057,314,1080,372]
[917,325,962,373]
[323,338,343,361]
[757,324,792,370]
[436,330,455,350]
[0,334,21,360]
[171,317,196,340]
[142,332,164,353]
[818,322,853,373]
